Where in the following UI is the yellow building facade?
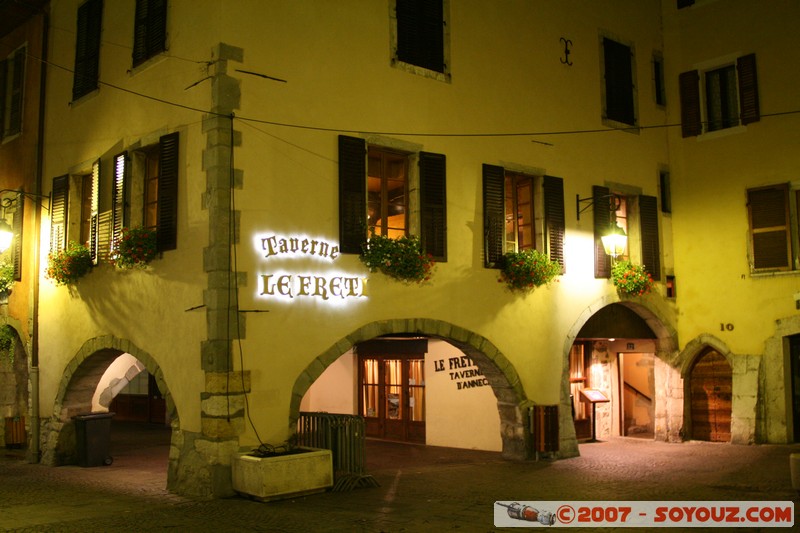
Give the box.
[1,0,797,498]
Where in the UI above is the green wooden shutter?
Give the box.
[7,47,25,136]
[0,58,6,140]
[158,132,179,251]
[737,54,760,126]
[483,164,505,268]
[50,175,69,254]
[11,192,23,280]
[593,185,611,278]
[89,159,100,264]
[639,195,661,281]
[543,175,565,271]
[133,0,168,67]
[112,152,127,247]
[73,0,103,100]
[396,0,444,73]
[747,184,791,271]
[338,135,366,254]
[419,151,447,261]
[679,70,702,137]
[603,38,635,126]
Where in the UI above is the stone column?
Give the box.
[170,42,250,498]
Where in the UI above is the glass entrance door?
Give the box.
[359,356,425,443]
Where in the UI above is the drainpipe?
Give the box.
[29,8,50,464]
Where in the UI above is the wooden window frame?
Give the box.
[368,147,409,239]
[593,187,661,281]
[679,53,759,138]
[747,184,792,272]
[339,135,446,259]
[483,164,564,270]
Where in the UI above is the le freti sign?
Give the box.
[255,234,367,302]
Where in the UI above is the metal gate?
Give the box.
[296,412,379,491]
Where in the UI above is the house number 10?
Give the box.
[720,323,734,331]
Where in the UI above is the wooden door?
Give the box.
[359,356,425,443]
[690,350,732,442]
[790,335,800,442]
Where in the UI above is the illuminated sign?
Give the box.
[255,233,367,303]
[259,235,339,262]
[260,273,367,300]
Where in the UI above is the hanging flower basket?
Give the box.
[359,234,435,283]
[110,226,158,269]
[498,249,561,292]
[611,260,654,296]
[45,241,93,286]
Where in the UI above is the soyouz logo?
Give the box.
[494,501,794,528]
[255,234,367,301]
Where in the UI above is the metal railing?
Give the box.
[296,412,379,491]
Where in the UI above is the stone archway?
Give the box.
[563,295,681,445]
[289,319,533,460]
[40,335,178,475]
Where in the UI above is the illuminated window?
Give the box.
[368,148,408,239]
[592,185,660,280]
[338,135,447,260]
[113,132,179,252]
[483,164,565,269]
[504,173,535,252]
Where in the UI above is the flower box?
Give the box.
[232,447,333,502]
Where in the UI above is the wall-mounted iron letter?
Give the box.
[560,37,573,66]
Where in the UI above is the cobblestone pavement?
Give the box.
[1,427,798,532]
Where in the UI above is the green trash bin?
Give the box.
[73,412,114,467]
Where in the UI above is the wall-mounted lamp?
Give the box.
[0,189,50,253]
[600,223,627,260]
[575,192,622,221]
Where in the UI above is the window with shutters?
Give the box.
[339,135,447,261]
[112,132,179,254]
[391,0,450,82]
[73,0,103,101]
[746,184,796,273]
[679,54,759,138]
[483,164,565,270]
[3,191,24,281]
[0,45,25,140]
[593,186,661,281]
[601,36,637,127]
[132,0,167,68]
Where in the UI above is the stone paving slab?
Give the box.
[1,438,799,532]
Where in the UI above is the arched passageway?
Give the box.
[40,336,178,488]
[290,320,540,460]
[565,300,681,444]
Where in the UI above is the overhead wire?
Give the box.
[7,44,800,140]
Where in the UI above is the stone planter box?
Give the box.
[232,447,333,502]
